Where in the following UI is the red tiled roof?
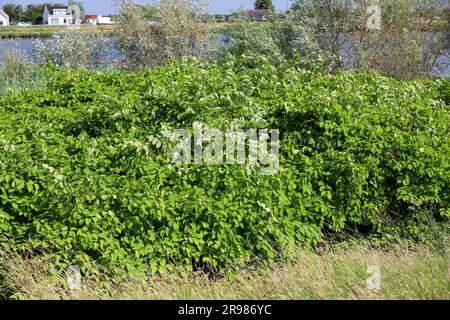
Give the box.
[85,15,98,20]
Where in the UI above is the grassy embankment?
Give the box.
[0,25,115,39]
[0,23,235,39]
[1,242,448,300]
[0,22,245,39]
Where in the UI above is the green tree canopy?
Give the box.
[254,0,275,11]
[138,4,159,20]
[2,4,24,23]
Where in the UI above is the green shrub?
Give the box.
[32,31,109,70]
[113,0,212,70]
[0,58,448,276]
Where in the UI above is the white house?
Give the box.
[82,14,114,25]
[82,14,99,25]
[43,6,73,25]
[96,15,114,25]
[0,10,9,26]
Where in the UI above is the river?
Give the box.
[0,37,448,76]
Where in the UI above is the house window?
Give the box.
[0,22,3,26]
[51,18,59,25]
[64,19,67,24]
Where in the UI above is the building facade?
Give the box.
[82,14,114,25]
[43,6,73,25]
[0,10,10,26]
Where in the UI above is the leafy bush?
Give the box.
[113,0,212,70]
[352,0,450,79]
[0,58,448,276]
[289,0,357,73]
[219,0,449,79]
[213,17,323,71]
[214,22,291,67]
[32,30,110,69]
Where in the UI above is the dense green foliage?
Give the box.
[254,0,275,11]
[0,58,449,275]
[219,0,449,79]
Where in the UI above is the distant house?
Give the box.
[83,14,99,25]
[247,9,272,21]
[0,10,9,26]
[82,14,114,25]
[43,6,73,25]
[96,15,114,25]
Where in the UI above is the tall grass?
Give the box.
[0,48,44,91]
[1,242,448,300]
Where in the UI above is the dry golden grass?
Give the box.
[1,243,448,300]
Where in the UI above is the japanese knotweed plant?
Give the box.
[0,57,448,275]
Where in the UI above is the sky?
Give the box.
[0,0,294,15]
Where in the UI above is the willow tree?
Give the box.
[113,0,213,69]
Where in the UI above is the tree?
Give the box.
[254,0,275,11]
[139,4,158,20]
[33,30,108,69]
[289,0,357,73]
[288,0,449,79]
[68,0,86,19]
[2,4,25,23]
[24,4,48,24]
[351,0,449,79]
[113,0,212,69]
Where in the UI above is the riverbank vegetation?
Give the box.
[0,58,448,281]
[0,0,449,300]
[0,25,114,39]
[6,0,443,80]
